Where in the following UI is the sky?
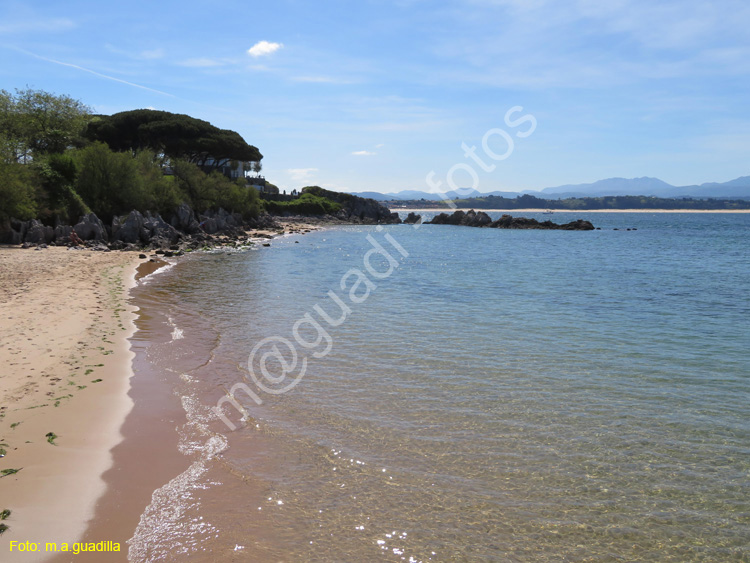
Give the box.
[1,0,749,194]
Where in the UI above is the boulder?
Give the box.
[23,219,54,244]
[403,212,422,224]
[74,213,108,241]
[143,211,180,244]
[112,210,149,244]
[54,225,73,244]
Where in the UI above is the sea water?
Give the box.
[127,212,750,562]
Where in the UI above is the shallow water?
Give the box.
[128,212,750,562]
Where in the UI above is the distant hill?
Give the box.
[349,176,750,201]
[541,177,675,198]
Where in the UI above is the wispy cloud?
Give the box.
[12,47,174,97]
[288,168,317,181]
[352,150,376,156]
[248,40,283,58]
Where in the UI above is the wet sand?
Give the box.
[0,247,143,560]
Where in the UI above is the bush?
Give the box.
[73,142,149,218]
[0,161,39,221]
[35,153,90,223]
[263,192,341,216]
[172,159,260,218]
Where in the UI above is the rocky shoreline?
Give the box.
[1,205,598,255]
[1,202,403,254]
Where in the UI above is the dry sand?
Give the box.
[0,246,143,561]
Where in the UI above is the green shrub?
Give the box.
[0,161,38,221]
[263,192,341,216]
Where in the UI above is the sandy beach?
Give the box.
[0,247,143,561]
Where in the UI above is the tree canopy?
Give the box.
[0,88,91,163]
[85,109,262,170]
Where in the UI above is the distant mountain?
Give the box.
[541,177,675,197]
[353,191,393,201]
[349,176,750,201]
[350,188,484,201]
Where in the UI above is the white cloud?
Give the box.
[248,41,283,58]
[288,168,317,181]
[352,150,376,156]
[375,143,385,148]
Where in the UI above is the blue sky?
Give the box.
[2,0,749,194]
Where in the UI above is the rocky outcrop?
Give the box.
[301,186,401,224]
[54,224,73,244]
[143,211,180,244]
[112,211,148,244]
[24,219,55,244]
[427,210,595,230]
[245,213,281,230]
[403,212,422,224]
[428,209,492,227]
[112,210,181,245]
[197,208,244,235]
[74,213,108,241]
[169,203,201,234]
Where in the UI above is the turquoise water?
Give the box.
[129,212,750,562]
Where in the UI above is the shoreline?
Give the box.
[390,208,750,213]
[0,247,143,560]
[0,219,325,561]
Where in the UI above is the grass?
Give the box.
[9,422,20,429]
[1,468,21,477]
[0,509,9,534]
[92,378,103,383]
[46,432,58,445]
[0,448,5,457]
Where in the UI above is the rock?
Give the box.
[246,213,280,230]
[199,217,218,234]
[139,254,147,259]
[74,213,108,241]
[23,219,54,244]
[169,203,200,233]
[143,211,180,244]
[112,210,149,244]
[403,212,422,224]
[53,225,73,243]
[427,210,595,230]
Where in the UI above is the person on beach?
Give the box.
[70,230,84,246]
